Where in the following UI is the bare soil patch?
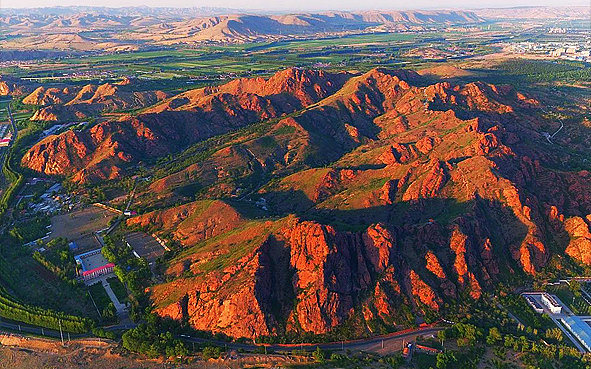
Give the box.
[49,206,116,251]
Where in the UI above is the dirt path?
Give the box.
[0,332,298,369]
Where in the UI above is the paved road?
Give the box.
[0,321,86,340]
[180,326,444,354]
[2,319,442,356]
[98,277,127,315]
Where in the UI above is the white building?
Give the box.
[541,293,562,314]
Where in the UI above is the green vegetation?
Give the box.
[122,316,188,358]
[486,59,591,85]
[546,283,591,315]
[0,283,92,333]
[8,216,50,244]
[0,139,24,219]
[312,347,326,363]
[102,235,150,296]
[433,321,588,369]
[32,238,78,284]
[101,234,151,322]
[92,327,116,340]
[88,282,117,323]
[201,346,223,360]
[107,276,128,304]
[0,100,39,219]
[498,294,554,331]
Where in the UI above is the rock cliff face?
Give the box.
[564,216,591,265]
[23,67,591,339]
[0,77,31,96]
[151,216,453,338]
[22,78,168,122]
[21,69,349,182]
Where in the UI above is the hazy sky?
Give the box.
[2,0,588,10]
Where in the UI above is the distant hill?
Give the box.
[0,9,483,49]
[474,6,590,20]
[0,6,249,17]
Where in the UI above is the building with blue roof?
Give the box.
[561,316,591,352]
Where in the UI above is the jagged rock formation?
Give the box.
[22,78,168,122]
[21,67,591,339]
[22,69,349,182]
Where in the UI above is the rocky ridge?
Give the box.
[20,68,591,339]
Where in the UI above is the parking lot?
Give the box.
[124,232,166,265]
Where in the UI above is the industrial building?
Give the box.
[125,232,166,266]
[0,124,12,147]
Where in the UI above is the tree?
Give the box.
[570,280,582,299]
[438,329,447,348]
[122,322,188,359]
[102,302,117,321]
[436,352,457,369]
[454,323,481,347]
[545,327,563,342]
[313,347,326,363]
[519,336,529,352]
[486,327,502,346]
[202,346,222,360]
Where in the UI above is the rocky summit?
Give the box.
[20,67,591,339]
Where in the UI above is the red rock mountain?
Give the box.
[23,78,168,122]
[21,69,349,182]
[21,68,591,339]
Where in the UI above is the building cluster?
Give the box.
[523,289,591,353]
[24,182,75,215]
[0,123,12,147]
[507,41,591,62]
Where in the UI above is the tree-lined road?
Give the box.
[180,326,444,355]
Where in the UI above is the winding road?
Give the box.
[539,106,564,144]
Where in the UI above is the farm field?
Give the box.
[0,30,500,87]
